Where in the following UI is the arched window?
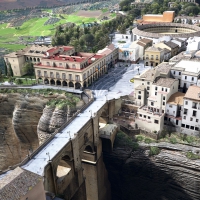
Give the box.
[85,145,93,153]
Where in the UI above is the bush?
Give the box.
[170,137,177,144]
[149,146,160,156]
[15,78,23,85]
[144,138,152,144]
[185,136,195,144]
[136,135,143,142]
[186,152,199,160]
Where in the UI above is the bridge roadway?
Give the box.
[21,97,107,176]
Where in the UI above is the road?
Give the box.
[88,62,150,99]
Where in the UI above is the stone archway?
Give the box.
[50,79,55,85]
[75,82,81,89]
[56,80,61,86]
[63,81,67,87]
[69,82,74,88]
[84,145,93,153]
[44,78,49,84]
[33,58,36,62]
[38,77,43,84]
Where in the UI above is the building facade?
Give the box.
[34,51,107,89]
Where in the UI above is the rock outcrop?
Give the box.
[0,94,47,170]
[104,142,200,200]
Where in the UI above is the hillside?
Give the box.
[0,0,81,11]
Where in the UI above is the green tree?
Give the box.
[7,62,13,77]
[3,59,7,76]
[23,62,34,76]
[15,78,23,85]
[0,69,4,83]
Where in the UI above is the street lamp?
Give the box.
[67,131,71,140]
[46,152,50,161]
[89,110,92,118]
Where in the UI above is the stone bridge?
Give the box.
[19,97,122,200]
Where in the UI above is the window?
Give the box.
[184,109,188,115]
[142,79,144,81]
[173,71,175,75]
[190,126,194,130]
[165,88,167,92]
[167,109,169,112]
[138,95,141,99]
[144,115,146,118]
[163,102,165,105]
[195,127,199,131]
[162,88,164,91]
[192,77,194,81]
[196,119,199,122]
[154,120,159,124]
[185,101,188,105]
[155,87,157,91]
[151,55,154,60]
[190,117,193,121]
[138,91,141,94]
[183,116,186,119]
[151,102,154,106]
[193,110,197,116]
[163,96,165,100]
[179,72,181,75]
[181,124,185,127]
[173,111,175,114]
[176,120,179,125]
[155,92,157,95]
[148,116,151,119]
[140,114,142,117]
[186,125,189,129]
[147,86,150,90]
[192,102,197,109]
[185,76,187,80]
[169,105,172,108]
[147,82,150,85]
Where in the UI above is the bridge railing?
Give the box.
[19,97,95,166]
[0,97,97,175]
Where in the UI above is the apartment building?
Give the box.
[4,45,75,76]
[97,44,118,69]
[171,58,200,92]
[134,62,172,105]
[181,85,200,136]
[165,92,185,131]
[34,51,106,89]
[136,77,178,132]
[154,41,179,57]
[144,46,165,67]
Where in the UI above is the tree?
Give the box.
[7,62,13,77]
[15,78,23,85]
[3,59,7,76]
[23,62,34,76]
[0,69,4,83]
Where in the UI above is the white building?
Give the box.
[171,59,200,92]
[136,77,179,132]
[165,92,185,131]
[97,44,118,69]
[181,85,200,136]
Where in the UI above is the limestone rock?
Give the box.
[104,143,200,200]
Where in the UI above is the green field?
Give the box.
[0,9,116,52]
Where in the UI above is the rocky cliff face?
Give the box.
[104,141,200,200]
[0,94,47,170]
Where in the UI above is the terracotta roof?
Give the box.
[135,85,145,90]
[140,68,158,81]
[167,92,185,105]
[184,85,200,101]
[156,62,171,75]
[153,78,177,88]
[165,41,179,49]
[0,167,42,200]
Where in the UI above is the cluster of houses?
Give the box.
[113,33,187,66]
[132,53,200,136]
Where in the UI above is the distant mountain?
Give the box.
[0,0,85,11]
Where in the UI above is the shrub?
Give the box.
[136,135,143,142]
[186,152,199,160]
[170,137,177,144]
[185,136,195,144]
[144,138,152,144]
[149,146,160,156]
